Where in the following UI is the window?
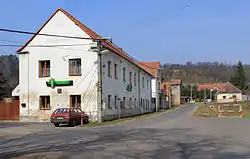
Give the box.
[164,84,166,90]
[223,96,226,99]
[114,64,118,79]
[130,97,132,106]
[233,95,237,99]
[123,68,126,82]
[142,77,145,88]
[108,61,112,77]
[134,73,137,86]
[70,95,81,108]
[40,96,50,110]
[129,72,132,84]
[39,60,50,77]
[158,82,161,90]
[141,98,142,107]
[69,59,81,76]
[134,98,136,107]
[147,80,149,89]
[108,95,112,109]
[115,96,117,109]
[123,97,126,109]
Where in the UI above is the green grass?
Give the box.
[194,104,218,117]
[85,106,177,127]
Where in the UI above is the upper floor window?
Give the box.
[108,61,112,78]
[147,80,149,89]
[70,95,81,108]
[114,64,118,79]
[69,58,81,76]
[39,60,50,77]
[164,84,166,90]
[129,72,132,84]
[142,77,145,88]
[158,82,161,90]
[123,68,126,82]
[134,73,137,86]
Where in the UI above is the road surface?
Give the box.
[1,104,250,159]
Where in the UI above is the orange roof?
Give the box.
[136,62,160,77]
[16,8,152,77]
[197,82,242,93]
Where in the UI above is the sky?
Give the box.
[0,0,250,64]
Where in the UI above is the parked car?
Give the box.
[50,108,89,127]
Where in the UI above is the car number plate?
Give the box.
[57,117,63,119]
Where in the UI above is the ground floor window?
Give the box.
[40,96,50,110]
[70,95,81,108]
[108,95,112,109]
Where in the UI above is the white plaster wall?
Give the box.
[18,11,98,121]
[217,93,242,103]
[102,51,152,119]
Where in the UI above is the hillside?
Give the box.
[0,55,19,89]
[162,61,250,84]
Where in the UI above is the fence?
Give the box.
[0,100,19,120]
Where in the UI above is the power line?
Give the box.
[0,28,161,71]
[0,28,100,40]
[82,67,98,103]
[0,43,93,47]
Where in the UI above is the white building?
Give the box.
[12,8,153,122]
[137,62,166,110]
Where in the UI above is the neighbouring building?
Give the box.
[136,62,167,110]
[12,8,153,122]
[197,82,243,103]
[162,79,182,106]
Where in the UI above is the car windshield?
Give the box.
[53,108,69,114]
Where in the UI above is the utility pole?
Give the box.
[155,79,158,112]
[97,40,103,122]
[190,84,193,101]
[91,37,112,123]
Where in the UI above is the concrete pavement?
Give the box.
[1,104,250,158]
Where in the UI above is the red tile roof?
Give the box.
[16,8,152,77]
[136,62,160,77]
[197,82,242,93]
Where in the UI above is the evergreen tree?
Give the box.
[230,61,246,90]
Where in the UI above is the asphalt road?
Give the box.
[1,104,250,159]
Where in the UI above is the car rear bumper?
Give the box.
[51,119,70,124]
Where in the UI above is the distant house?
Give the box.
[136,62,167,110]
[197,82,242,103]
[162,79,182,106]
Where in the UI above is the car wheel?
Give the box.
[54,123,59,127]
[70,120,76,127]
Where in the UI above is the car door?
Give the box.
[73,108,81,124]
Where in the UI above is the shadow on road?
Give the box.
[1,127,250,158]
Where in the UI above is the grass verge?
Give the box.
[193,103,218,117]
[85,106,178,127]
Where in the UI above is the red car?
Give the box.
[50,108,89,127]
